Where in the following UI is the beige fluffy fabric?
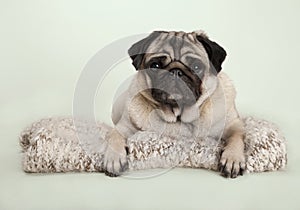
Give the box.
[19,117,287,174]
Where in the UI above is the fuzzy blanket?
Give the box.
[19,117,287,175]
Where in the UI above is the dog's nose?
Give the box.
[170,68,183,77]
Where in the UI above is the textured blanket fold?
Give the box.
[20,116,287,174]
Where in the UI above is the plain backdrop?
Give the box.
[1,0,300,209]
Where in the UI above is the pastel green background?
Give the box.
[1,0,300,209]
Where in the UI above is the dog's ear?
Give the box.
[128,32,161,70]
[196,35,227,73]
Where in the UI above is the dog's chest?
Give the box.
[144,109,226,139]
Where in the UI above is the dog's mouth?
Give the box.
[151,87,198,108]
[167,93,183,100]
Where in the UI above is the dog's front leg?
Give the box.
[102,128,128,177]
[219,118,246,178]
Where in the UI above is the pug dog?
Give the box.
[103,30,245,178]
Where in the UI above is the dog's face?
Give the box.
[128,30,226,109]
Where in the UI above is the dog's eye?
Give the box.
[192,63,202,71]
[150,62,161,69]
[191,62,204,73]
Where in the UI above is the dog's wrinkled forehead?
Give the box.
[145,30,209,63]
[128,30,227,74]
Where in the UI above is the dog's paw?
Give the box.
[102,130,128,177]
[218,148,246,178]
[103,145,128,177]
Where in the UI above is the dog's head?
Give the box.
[128,30,226,109]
